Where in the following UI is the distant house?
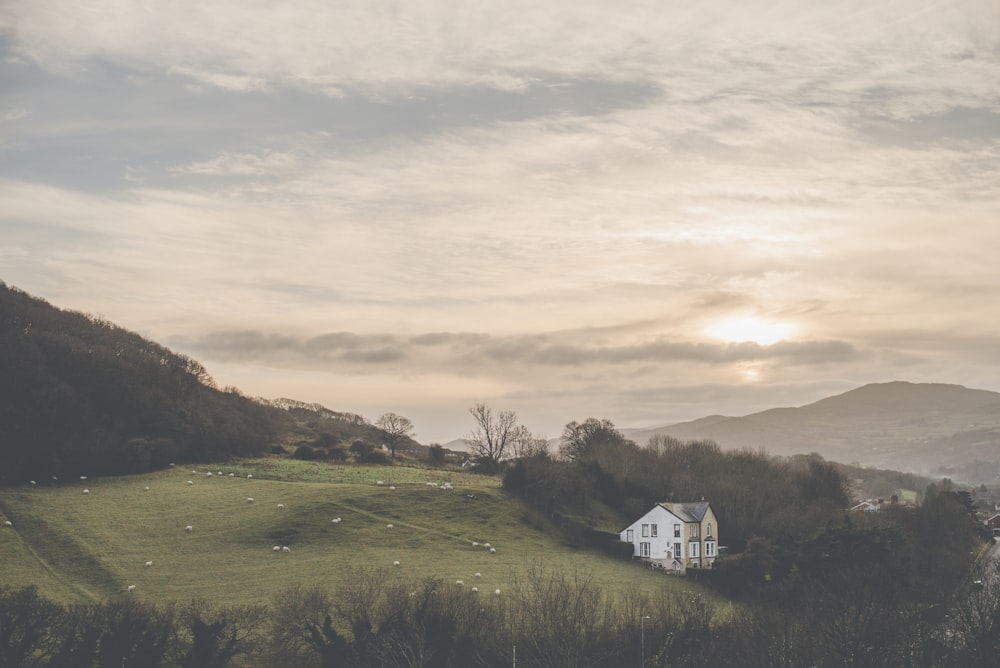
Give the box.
[987,513,1000,535]
[619,501,719,574]
[850,499,881,513]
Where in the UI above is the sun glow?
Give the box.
[703,316,797,345]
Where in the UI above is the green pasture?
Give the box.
[0,462,717,609]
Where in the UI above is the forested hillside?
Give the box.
[0,282,279,481]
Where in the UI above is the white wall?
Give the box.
[619,504,684,561]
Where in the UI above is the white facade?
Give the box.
[618,504,686,569]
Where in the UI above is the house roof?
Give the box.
[660,501,711,523]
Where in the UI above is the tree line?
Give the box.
[5,556,1000,668]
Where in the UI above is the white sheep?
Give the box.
[127,585,136,592]
[393,560,401,567]
[217,471,223,476]
[247,497,255,503]
[282,546,291,553]
[247,474,253,479]
[145,561,153,567]
[3,521,11,527]
[471,586,479,593]
[184,525,193,532]
[229,473,234,477]
[273,546,281,552]
[386,523,394,529]
[472,541,479,547]
[389,485,396,490]
[474,572,481,579]
[187,480,193,485]
[483,543,491,549]
[276,503,284,509]
[495,589,501,595]
[376,480,384,486]
[191,471,197,474]
[82,489,89,494]
[331,517,342,524]
[455,580,464,586]
[490,547,497,554]
[80,476,87,480]
[144,486,150,491]
[30,480,36,485]
[206,472,213,477]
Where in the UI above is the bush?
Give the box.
[359,450,389,465]
[293,445,319,461]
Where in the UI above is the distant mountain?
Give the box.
[628,382,1000,484]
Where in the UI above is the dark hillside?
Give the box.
[0,282,277,481]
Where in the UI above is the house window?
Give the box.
[674,543,682,559]
[689,524,699,539]
[626,529,634,543]
[690,542,700,558]
[706,523,712,538]
[706,542,715,557]
[674,524,681,538]
[641,524,649,537]
[650,524,658,537]
[640,542,650,557]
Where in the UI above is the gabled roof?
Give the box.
[660,501,711,523]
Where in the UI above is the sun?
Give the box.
[703,316,797,345]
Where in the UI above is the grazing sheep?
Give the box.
[3,521,11,527]
[495,589,501,595]
[206,472,213,477]
[273,546,281,552]
[30,480,36,485]
[386,523,394,529]
[229,473,234,477]
[282,546,291,553]
[191,471,197,474]
[276,503,284,509]
[490,547,497,554]
[376,480,384,486]
[169,463,175,467]
[247,497,255,503]
[474,572,481,578]
[388,485,396,490]
[127,585,136,592]
[247,474,253,479]
[331,517,342,524]
[144,486,150,491]
[455,580,464,586]
[145,561,153,567]
[472,541,479,547]
[82,489,89,494]
[217,471,223,476]
[80,476,87,480]
[471,587,478,593]
[184,525,193,532]
[483,543,491,549]
[187,480,193,485]
[393,560,401,567]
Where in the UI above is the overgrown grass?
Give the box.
[0,462,718,610]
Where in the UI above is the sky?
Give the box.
[2,1,1000,444]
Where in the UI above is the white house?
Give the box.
[619,501,719,573]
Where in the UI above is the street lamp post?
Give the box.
[640,615,651,668]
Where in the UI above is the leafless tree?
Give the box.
[376,413,415,458]
[467,403,519,469]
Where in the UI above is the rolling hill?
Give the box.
[628,382,1000,484]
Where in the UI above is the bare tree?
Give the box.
[375,413,415,459]
[467,403,519,470]
[509,425,549,459]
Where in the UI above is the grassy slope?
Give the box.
[0,462,717,608]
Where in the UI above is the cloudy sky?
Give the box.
[2,1,999,443]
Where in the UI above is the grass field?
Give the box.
[0,461,719,609]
